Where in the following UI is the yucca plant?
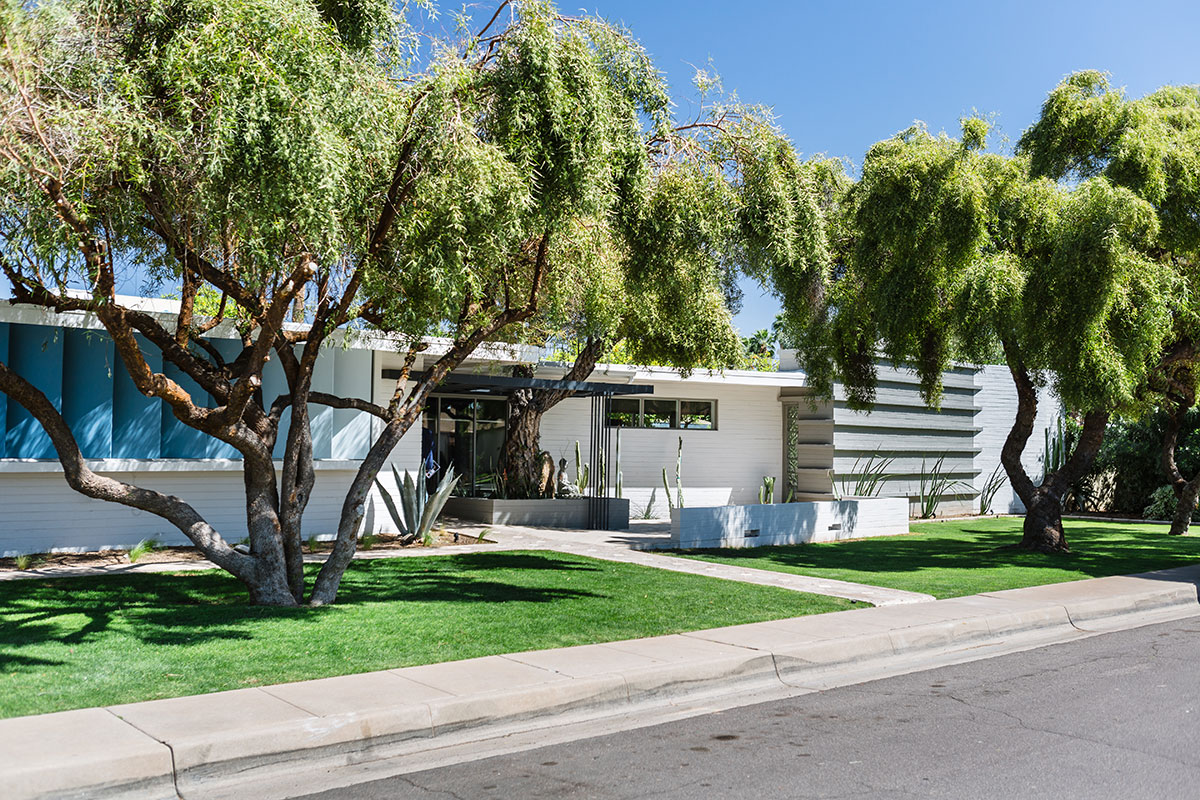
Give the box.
[759,475,776,504]
[917,455,966,519]
[978,464,1007,515]
[374,466,461,546]
[841,450,895,498]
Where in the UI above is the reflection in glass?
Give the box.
[607,398,640,427]
[642,399,677,429]
[680,401,714,429]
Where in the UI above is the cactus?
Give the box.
[662,467,675,511]
[615,432,623,499]
[674,436,684,509]
[574,440,590,494]
[759,475,776,504]
[374,465,461,545]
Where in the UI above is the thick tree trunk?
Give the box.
[998,343,1107,553]
[501,366,550,498]
[499,339,605,499]
[1170,476,1200,535]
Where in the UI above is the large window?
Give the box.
[422,396,508,497]
[606,398,716,430]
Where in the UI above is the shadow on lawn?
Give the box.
[0,550,604,666]
[682,523,1200,579]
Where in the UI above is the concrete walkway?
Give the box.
[5,564,1200,800]
[0,519,931,605]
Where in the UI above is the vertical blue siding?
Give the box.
[112,335,162,459]
[0,322,8,458]
[205,339,243,460]
[262,349,291,460]
[6,324,64,459]
[63,329,115,458]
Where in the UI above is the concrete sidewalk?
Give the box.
[5,564,1199,800]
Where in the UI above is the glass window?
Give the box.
[475,398,507,422]
[642,399,678,429]
[680,400,715,430]
[607,398,640,427]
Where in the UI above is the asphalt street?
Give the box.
[300,617,1200,799]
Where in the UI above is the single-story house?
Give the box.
[0,299,1058,555]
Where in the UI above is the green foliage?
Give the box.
[759,475,776,504]
[13,554,39,571]
[574,441,589,495]
[840,450,894,498]
[917,456,964,519]
[978,464,1007,516]
[128,539,159,564]
[1088,410,1200,513]
[373,465,460,546]
[785,109,1177,421]
[1143,485,1200,522]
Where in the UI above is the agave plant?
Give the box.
[374,466,461,546]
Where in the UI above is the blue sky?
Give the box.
[562,0,1200,334]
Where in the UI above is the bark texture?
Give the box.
[999,344,1108,553]
[499,338,605,499]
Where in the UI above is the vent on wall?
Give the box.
[744,528,761,538]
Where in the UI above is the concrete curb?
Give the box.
[5,564,1200,799]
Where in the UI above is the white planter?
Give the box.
[442,497,630,530]
[670,497,909,549]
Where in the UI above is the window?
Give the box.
[604,398,716,430]
[607,398,640,427]
[642,399,678,429]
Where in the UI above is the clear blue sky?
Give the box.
[563,0,1199,334]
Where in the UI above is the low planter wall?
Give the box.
[671,497,909,549]
[443,497,630,530]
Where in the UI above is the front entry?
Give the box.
[422,396,506,497]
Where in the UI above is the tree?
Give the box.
[1017,73,1200,534]
[495,99,842,496]
[785,110,1175,552]
[0,0,694,604]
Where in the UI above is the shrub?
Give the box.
[1143,485,1200,522]
[1087,410,1200,514]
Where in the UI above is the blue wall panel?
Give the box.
[63,329,115,459]
[160,360,216,459]
[263,347,291,460]
[112,335,162,459]
[0,322,8,458]
[6,323,64,459]
[205,339,242,460]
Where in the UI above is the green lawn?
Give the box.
[676,517,1200,600]
[0,550,854,719]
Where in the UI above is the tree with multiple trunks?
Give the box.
[1017,72,1200,535]
[784,106,1176,552]
[496,107,843,497]
[0,0,712,605]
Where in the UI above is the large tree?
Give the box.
[786,109,1175,552]
[1017,73,1200,534]
[0,0,702,604]
[496,103,844,497]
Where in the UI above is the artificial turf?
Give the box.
[676,517,1200,600]
[0,550,855,718]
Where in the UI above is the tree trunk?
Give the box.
[498,339,606,499]
[1170,475,1200,535]
[998,343,1108,553]
[501,366,550,498]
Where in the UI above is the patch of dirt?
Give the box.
[0,527,493,572]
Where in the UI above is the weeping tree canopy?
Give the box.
[1018,72,1200,531]
[783,110,1177,550]
[0,0,734,604]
